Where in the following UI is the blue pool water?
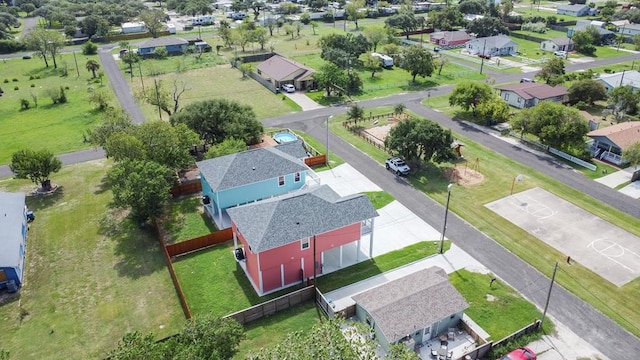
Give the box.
[273,132,297,144]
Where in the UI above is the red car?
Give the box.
[500,347,537,360]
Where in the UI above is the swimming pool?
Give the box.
[273,132,298,144]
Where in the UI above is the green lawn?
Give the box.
[0,54,113,165]
[512,29,568,41]
[329,106,640,338]
[363,191,395,209]
[160,195,217,243]
[449,270,553,341]
[0,160,184,360]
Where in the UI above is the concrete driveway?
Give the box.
[283,91,324,111]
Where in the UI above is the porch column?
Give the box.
[233,231,237,249]
[216,192,222,228]
[281,264,285,287]
[369,217,375,258]
[339,245,343,268]
[357,238,361,262]
[321,252,324,274]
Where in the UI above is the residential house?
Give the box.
[540,37,574,52]
[574,20,616,44]
[463,13,484,21]
[556,4,591,17]
[596,70,640,93]
[121,21,146,34]
[0,192,29,292]
[588,122,640,165]
[466,35,518,57]
[196,145,318,229]
[256,55,316,91]
[228,185,378,295]
[352,267,469,352]
[497,83,568,109]
[430,30,471,48]
[611,19,631,32]
[619,23,640,37]
[136,37,189,56]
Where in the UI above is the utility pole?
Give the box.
[541,262,558,329]
[326,115,333,165]
[72,51,79,78]
[313,234,317,300]
[439,184,453,254]
[479,39,487,74]
[154,78,162,120]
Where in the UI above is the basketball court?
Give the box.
[485,187,640,287]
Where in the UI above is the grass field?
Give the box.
[0,160,183,360]
[363,191,395,209]
[0,54,113,165]
[160,195,217,243]
[329,106,640,338]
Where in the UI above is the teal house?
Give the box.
[0,192,29,292]
[136,37,188,57]
[196,142,319,229]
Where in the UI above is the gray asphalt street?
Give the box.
[98,47,146,124]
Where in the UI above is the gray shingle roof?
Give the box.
[197,146,311,191]
[497,83,568,100]
[558,4,589,11]
[137,37,188,48]
[0,192,26,267]
[257,55,315,82]
[274,140,309,159]
[352,267,469,343]
[227,185,378,252]
[468,35,516,49]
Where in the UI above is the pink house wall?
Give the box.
[234,221,363,295]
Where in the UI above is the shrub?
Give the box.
[3,79,7,83]
[604,68,612,73]
[153,47,168,59]
[44,86,68,104]
[575,101,588,110]
[12,78,18,82]
[546,16,557,25]
[20,98,30,110]
[521,22,547,33]
[0,39,26,54]
[30,84,35,87]
[22,55,31,59]
[14,86,19,90]
[82,41,98,55]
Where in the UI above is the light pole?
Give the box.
[566,28,573,60]
[326,115,333,165]
[439,183,453,254]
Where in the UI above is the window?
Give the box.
[504,93,509,101]
[301,238,310,250]
[278,176,285,186]
[294,172,301,182]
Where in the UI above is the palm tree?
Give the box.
[86,59,100,78]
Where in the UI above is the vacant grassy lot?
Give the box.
[160,195,217,243]
[0,160,183,360]
[330,106,640,338]
[0,54,112,164]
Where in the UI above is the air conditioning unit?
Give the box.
[234,248,245,261]
[202,195,211,205]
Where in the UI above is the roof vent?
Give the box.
[252,166,256,170]
[296,222,300,225]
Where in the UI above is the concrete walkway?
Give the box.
[595,166,640,199]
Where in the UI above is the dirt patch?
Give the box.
[445,164,484,186]
[361,113,409,146]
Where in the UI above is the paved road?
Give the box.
[98,47,146,124]
[21,16,38,38]
[269,113,640,360]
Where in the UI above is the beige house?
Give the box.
[256,55,316,91]
[588,122,640,165]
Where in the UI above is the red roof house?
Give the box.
[429,30,471,48]
[587,121,640,165]
[497,83,568,109]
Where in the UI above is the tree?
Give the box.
[346,103,365,121]
[82,41,98,55]
[250,1,266,21]
[435,56,449,75]
[429,7,464,31]
[385,13,418,39]
[10,149,62,191]
[567,80,607,105]
[308,0,329,11]
[608,85,640,116]
[537,57,565,84]
[43,29,65,68]
[87,108,134,147]
[87,88,109,110]
[170,99,263,145]
[105,132,146,162]
[205,138,247,159]
[448,81,493,112]
[359,53,381,78]
[511,101,588,150]
[465,17,509,38]
[387,343,421,360]
[86,59,100,78]
[394,103,406,115]
[139,78,189,117]
[385,117,455,163]
[623,142,640,169]
[458,0,486,14]
[571,29,597,55]
[475,95,510,125]
[319,33,371,69]
[0,12,19,40]
[499,0,514,20]
[139,9,166,38]
[344,0,365,30]
[121,51,140,77]
[108,160,174,222]
[310,21,318,35]
[264,17,277,36]
[363,26,385,52]
[134,121,200,171]
[22,28,51,67]
[313,62,349,97]
[79,15,110,38]
[400,46,434,83]
[219,20,233,47]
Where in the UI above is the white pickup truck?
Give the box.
[385,157,411,176]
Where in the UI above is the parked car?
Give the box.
[281,84,296,93]
[520,78,535,83]
[385,157,411,176]
[500,347,537,360]
[554,50,567,57]
[477,53,491,59]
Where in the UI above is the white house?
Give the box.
[121,22,146,34]
[556,4,591,17]
[597,70,640,93]
[540,37,574,52]
[466,35,518,57]
[619,23,640,37]
[497,83,568,109]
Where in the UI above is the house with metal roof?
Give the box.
[196,145,319,228]
[0,192,29,292]
[352,267,469,352]
[136,37,188,57]
[465,35,518,57]
[596,70,640,93]
[429,30,470,48]
[556,4,591,17]
[587,121,640,165]
[256,55,316,91]
[228,185,378,295]
[573,20,616,44]
[497,83,568,109]
[540,37,574,53]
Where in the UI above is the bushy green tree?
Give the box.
[475,95,511,125]
[511,101,588,150]
[400,45,434,83]
[567,80,607,105]
[429,7,464,31]
[385,117,455,163]
[623,142,640,169]
[10,149,62,191]
[608,85,640,115]
[385,13,419,39]
[537,57,565,85]
[465,16,509,37]
[87,108,134,147]
[205,138,247,159]
[82,41,98,55]
[363,26,386,51]
[359,53,381,78]
[313,62,349,97]
[572,29,597,55]
[448,81,493,112]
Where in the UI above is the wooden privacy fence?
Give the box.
[225,286,315,324]
[170,181,202,198]
[155,221,192,319]
[305,155,327,168]
[166,228,234,257]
